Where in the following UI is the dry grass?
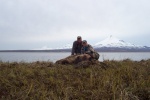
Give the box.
[0,59,150,100]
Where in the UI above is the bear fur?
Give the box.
[55,54,109,69]
[55,54,92,65]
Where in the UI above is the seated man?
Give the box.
[81,40,100,60]
[71,36,83,55]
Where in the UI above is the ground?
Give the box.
[0,59,150,100]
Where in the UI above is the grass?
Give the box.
[0,59,150,100]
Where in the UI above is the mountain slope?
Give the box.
[56,44,72,49]
[33,36,150,52]
[94,36,143,48]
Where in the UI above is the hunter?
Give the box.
[71,36,83,55]
[81,40,100,60]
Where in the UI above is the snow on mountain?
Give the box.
[35,36,148,50]
[33,46,53,50]
[94,36,143,48]
[54,36,145,49]
[56,44,72,49]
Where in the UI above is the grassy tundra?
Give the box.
[0,59,150,100]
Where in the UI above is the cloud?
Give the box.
[0,0,150,49]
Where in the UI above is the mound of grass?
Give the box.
[0,60,150,100]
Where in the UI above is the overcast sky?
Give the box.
[0,0,150,50]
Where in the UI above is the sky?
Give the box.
[0,0,150,50]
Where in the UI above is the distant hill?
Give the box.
[93,36,150,52]
[94,36,144,48]
[50,36,150,52]
[0,36,150,52]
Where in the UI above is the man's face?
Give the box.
[82,42,87,46]
[77,38,82,42]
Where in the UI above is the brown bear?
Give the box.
[55,54,109,69]
[55,54,92,65]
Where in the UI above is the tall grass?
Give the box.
[0,60,150,100]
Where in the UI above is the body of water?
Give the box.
[0,52,150,62]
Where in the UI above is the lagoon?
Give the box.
[0,52,150,62]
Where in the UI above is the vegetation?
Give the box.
[0,59,150,100]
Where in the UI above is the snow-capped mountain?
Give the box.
[33,46,53,50]
[94,36,144,48]
[56,44,72,49]
[62,44,72,49]
[35,36,149,52]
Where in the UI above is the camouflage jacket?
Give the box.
[81,44,95,54]
[81,44,99,60]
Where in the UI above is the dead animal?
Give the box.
[55,54,92,65]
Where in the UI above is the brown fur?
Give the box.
[55,54,109,69]
[55,54,92,64]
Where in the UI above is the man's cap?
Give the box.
[77,36,82,39]
[82,40,87,43]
